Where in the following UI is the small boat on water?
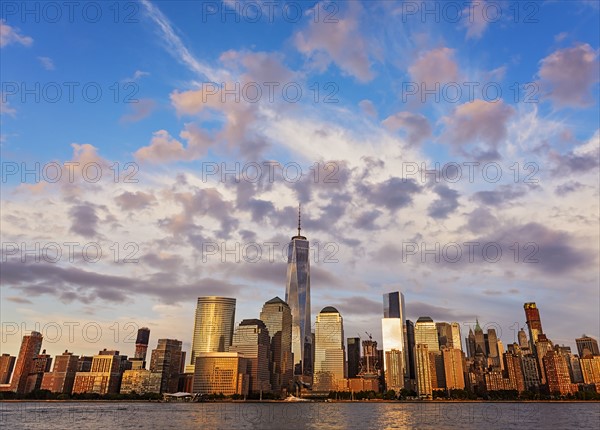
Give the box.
[284,395,310,402]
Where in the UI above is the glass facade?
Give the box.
[313,307,345,392]
[193,352,249,396]
[190,297,236,365]
[381,292,408,391]
[260,297,293,392]
[285,232,311,379]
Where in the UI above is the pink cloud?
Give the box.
[441,99,515,160]
[537,43,599,108]
[294,3,373,82]
[408,47,460,87]
[382,112,432,147]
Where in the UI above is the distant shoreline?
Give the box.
[1,399,599,403]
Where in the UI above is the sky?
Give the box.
[1,0,599,360]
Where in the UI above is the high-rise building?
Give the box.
[347,337,361,379]
[150,339,183,394]
[0,354,16,385]
[415,317,439,352]
[72,350,126,394]
[314,307,345,393]
[40,350,79,394]
[285,205,312,381]
[415,344,432,398]
[503,352,526,393]
[442,348,465,390]
[260,297,293,393]
[521,355,541,391]
[436,322,452,349]
[381,292,408,391]
[576,335,600,357]
[579,356,600,392]
[230,319,271,394]
[193,352,249,396]
[473,320,486,356]
[25,349,52,393]
[406,320,416,383]
[524,303,544,357]
[450,323,462,351]
[359,338,379,378]
[543,350,577,395]
[487,329,499,359]
[134,327,151,364]
[10,331,43,394]
[190,296,236,366]
[518,328,529,349]
[569,355,584,384]
[466,329,476,358]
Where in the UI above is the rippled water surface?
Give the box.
[2,401,599,429]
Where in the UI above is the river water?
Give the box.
[1,401,599,429]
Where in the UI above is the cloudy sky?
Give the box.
[1,1,599,359]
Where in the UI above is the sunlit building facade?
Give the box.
[230,319,271,394]
[260,297,293,393]
[190,297,236,366]
[10,331,43,394]
[285,207,312,381]
[193,352,249,396]
[381,292,408,391]
[314,307,345,393]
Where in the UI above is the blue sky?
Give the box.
[1,1,599,358]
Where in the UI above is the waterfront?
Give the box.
[1,402,599,429]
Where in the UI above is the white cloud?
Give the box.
[0,20,33,48]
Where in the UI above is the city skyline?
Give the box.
[1,0,599,389]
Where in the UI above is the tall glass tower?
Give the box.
[190,296,236,366]
[285,205,312,381]
[381,292,408,391]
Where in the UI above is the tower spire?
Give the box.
[297,203,301,236]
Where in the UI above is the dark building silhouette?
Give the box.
[347,337,361,379]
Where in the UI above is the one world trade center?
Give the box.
[285,205,312,384]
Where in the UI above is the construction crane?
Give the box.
[365,332,373,341]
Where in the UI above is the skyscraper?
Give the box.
[415,317,439,352]
[576,335,600,357]
[260,297,293,393]
[190,296,236,366]
[0,354,16,385]
[347,337,361,379]
[415,344,432,398]
[10,331,43,394]
[543,350,577,395]
[524,302,544,357]
[314,307,345,393]
[473,320,486,356]
[134,327,151,363]
[150,339,183,394]
[40,350,79,394]
[518,328,529,349]
[230,319,271,394]
[285,205,311,381]
[442,348,465,390]
[450,323,462,351]
[381,292,408,391]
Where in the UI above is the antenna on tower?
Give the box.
[297,203,301,236]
